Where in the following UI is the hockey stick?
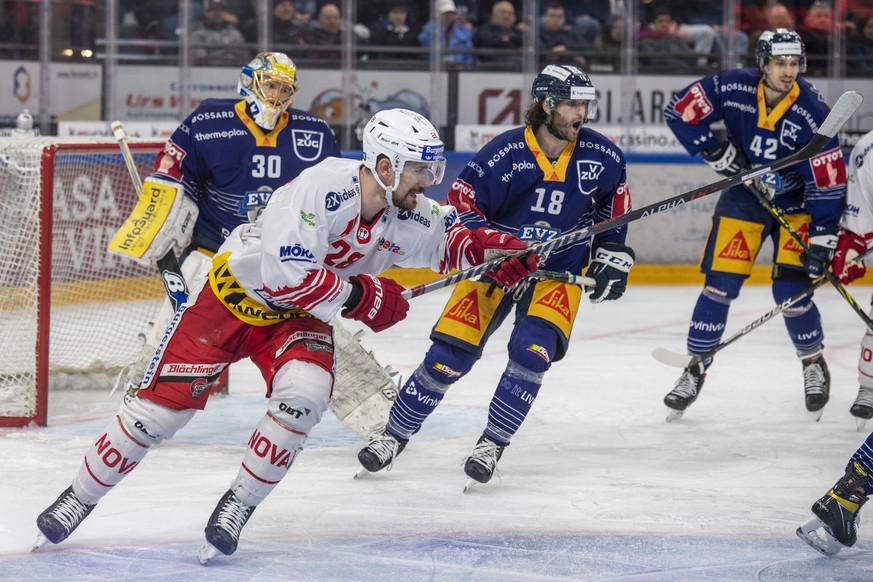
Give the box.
[746,176,873,331]
[402,91,863,300]
[111,121,189,311]
[652,245,873,369]
[533,270,595,287]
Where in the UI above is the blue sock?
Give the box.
[484,361,543,446]
[687,291,731,359]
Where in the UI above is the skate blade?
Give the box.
[353,466,371,479]
[32,533,50,552]
[665,408,685,423]
[198,541,222,565]
[796,515,845,556]
[463,478,478,493]
[856,417,868,432]
[808,409,824,422]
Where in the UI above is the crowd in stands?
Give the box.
[2,0,873,75]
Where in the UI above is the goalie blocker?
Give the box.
[108,175,199,266]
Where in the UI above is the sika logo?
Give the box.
[445,290,481,329]
[718,231,752,261]
[535,285,572,322]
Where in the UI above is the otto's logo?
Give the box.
[163,140,186,164]
[325,189,356,211]
[674,83,714,125]
[809,147,846,189]
[291,129,324,161]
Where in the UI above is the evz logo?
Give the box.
[780,120,801,149]
[577,160,604,195]
[291,129,324,161]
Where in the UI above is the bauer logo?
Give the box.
[291,129,324,161]
[577,160,604,195]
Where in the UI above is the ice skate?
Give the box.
[663,365,705,422]
[198,489,256,564]
[850,386,873,431]
[355,427,407,477]
[33,486,96,551]
[802,354,830,421]
[463,435,504,492]
[797,461,869,556]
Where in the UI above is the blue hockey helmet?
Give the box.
[531,64,598,119]
[755,28,807,73]
[238,52,300,130]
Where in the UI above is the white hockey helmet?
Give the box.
[238,52,300,130]
[755,28,807,73]
[361,108,446,205]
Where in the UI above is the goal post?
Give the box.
[0,137,166,427]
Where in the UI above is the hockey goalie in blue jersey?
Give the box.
[357,64,635,487]
[661,29,847,421]
[110,52,340,398]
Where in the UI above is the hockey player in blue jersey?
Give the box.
[797,433,872,555]
[356,64,635,487]
[111,52,340,397]
[661,29,846,421]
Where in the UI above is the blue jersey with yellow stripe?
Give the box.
[447,125,631,274]
[664,68,845,232]
[152,98,341,254]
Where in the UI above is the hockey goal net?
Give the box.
[0,137,166,427]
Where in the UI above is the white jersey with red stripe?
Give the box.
[214,157,474,323]
[842,130,873,242]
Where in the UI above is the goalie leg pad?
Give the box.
[231,361,330,506]
[73,399,195,504]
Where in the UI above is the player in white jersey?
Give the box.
[33,109,539,563]
[830,129,873,428]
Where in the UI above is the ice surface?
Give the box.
[3,285,873,581]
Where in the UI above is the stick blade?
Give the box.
[651,347,695,369]
[820,91,863,139]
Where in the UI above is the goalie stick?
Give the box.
[111,121,189,312]
[652,245,873,369]
[403,91,863,301]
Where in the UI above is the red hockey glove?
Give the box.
[487,254,541,289]
[467,228,529,263]
[341,274,409,332]
[833,230,868,284]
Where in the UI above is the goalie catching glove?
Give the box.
[108,175,198,266]
[467,228,540,289]
[832,229,868,284]
[586,242,635,303]
[342,274,409,332]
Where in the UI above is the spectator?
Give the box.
[538,0,590,68]
[849,15,873,75]
[593,14,630,72]
[568,0,608,46]
[190,0,248,65]
[418,0,475,66]
[474,0,525,66]
[638,7,719,71]
[269,0,308,48]
[368,0,420,61]
[799,1,836,75]
[749,2,796,51]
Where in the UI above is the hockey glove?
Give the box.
[342,274,410,333]
[701,141,748,178]
[832,229,868,284]
[801,227,838,279]
[586,242,635,303]
[467,228,530,263]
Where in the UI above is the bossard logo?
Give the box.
[445,289,481,329]
[577,160,605,195]
[291,129,324,161]
[535,285,572,322]
[718,231,752,261]
[780,119,802,149]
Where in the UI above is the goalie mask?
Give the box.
[361,108,446,206]
[531,64,598,122]
[238,52,300,130]
[755,28,807,73]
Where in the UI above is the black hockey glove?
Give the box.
[801,227,838,279]
[586,242,635,303]
[701,141,749,178]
